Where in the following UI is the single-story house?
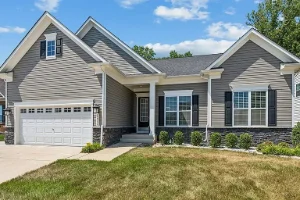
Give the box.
[1,12,300,146]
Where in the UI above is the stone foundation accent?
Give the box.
[156,127,292,146]
[93,127,136,146]
[4,127,14,145]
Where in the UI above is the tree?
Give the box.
[169,50,193,58]
[247,0,300,57]
[132,45,156,61]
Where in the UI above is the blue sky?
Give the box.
[0,0,262,64]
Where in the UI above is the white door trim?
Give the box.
[135,93,149,133]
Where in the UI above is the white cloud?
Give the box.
[0,26,26,34]
[145,38,233,57]
[35,0,60,12]
[254,0,263,3]
[118,0,148,8]
[154,0,209,21]
[207,22,249,40]
[224,7,236,15]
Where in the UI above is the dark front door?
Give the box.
[138,97,149,128]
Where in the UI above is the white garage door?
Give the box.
[19,106,93,146]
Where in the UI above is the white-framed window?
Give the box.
[140,98,149,122]
[84,107,91,112]
[64,108,71,113]
[21,109,27,114]
[233,90,267,127]
[74,107,81,112]
[296,83,300,97]
[55,108,62,113]
[28,109,35,113]
[46,108,52,113]
[44,33,57,60]
[37,108,44,113]
[164,90,193,127]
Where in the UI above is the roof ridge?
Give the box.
[149,53,223,62]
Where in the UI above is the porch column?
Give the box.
[207,77,212,127]
[149,82,156,138]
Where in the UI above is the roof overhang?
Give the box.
[206,29,300,71]
[280,63,300,75]
[201,68,224,79]
[76,17,162,74]
[0,12,108,73]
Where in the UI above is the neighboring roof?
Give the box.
[76,17,162,74]
[149,54,223,76]
[0,12,107,73]
[208,28,300,70]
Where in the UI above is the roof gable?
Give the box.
[76,17,161,74]
[0,12,107,73]
[207,28,300,70]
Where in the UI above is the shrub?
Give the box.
[225,133,238,148]
[81,143,104,153]
[257,141,274,152]
[278,142,290,148]
[174,131,184,145]
[191,131,203,146]
[210,132,222,148]
[292,122,300,147]
[261,145,295,156]
[159,131,169,145]
[239,133,252,150]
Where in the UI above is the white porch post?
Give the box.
[207,77,212,127]
[149,82,156,138]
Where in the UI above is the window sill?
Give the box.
[46,56,56,60]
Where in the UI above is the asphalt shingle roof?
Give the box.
[149,53,223,76]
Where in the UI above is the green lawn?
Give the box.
[0,134,4,141]
[1,147,300,200]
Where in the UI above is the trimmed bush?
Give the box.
[210,132,222,148]
[191,131,203,146]
[292,122,300,147]
[257,141,274,152]
[278,142,290,148]
[261,145,295,156]
[174,131,184,145]
[225,133,238,148]
[159,131,169,145]
[239,133,252,150]
[81,143,104,153]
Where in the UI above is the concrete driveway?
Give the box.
[0,142,81,184]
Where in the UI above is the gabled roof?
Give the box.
[207,28,300,70]
[149,54,222,76]
[0,12,107,73]
[76,17,162,74]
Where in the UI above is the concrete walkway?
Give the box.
[68,143,141,161]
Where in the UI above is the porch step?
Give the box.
[120,134,154,144]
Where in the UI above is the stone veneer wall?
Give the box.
[156,127,292,146]
[93,127,136,146]
[5,127,14,145]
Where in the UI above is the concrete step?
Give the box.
[121,134,154,144]
[120,138,154,144]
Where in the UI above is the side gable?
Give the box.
[76,18,161,75]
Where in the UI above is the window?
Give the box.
[29,109,35,113]
[64,108,71,113]
[140,98,149,122]
[296,83,300,97]
[74,107,81,112]
[21,109,27,114]
[233,91,267,126]
[84,107,91,112]
[37,108,44,113]
[55,108,62,113]
[44,33,57,60]
[46,108,52,113]
[165,95,192,126]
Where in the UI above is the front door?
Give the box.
[138,97,149,129]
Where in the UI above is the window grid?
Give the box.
[74,107,81,113]
[28,109,35,114]
[84,107,91,112]
[21,109,27,114]
[37,108,44,113]
[47,40,56,57]
[64,108,71,113]
[55,108,62,113]
[165,96,192,126]
[140,98,149,122]
[46,108,52,113]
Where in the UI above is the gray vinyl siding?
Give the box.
[294,72,300,125]
[106,75,134,127]
[82,27,152,75]
[7,24,103,126]
[156,83,207,127]
[211,40,292,128]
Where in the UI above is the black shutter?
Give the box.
[192,95,199,126]
[268,90,277,126]
[158,96,164,126]
[40,41,46,59]
[225,91,233,126]
[56,38,63,57]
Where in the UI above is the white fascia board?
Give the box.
[0,72,13,82]
[164,90,193,96]
[0,12,107,73]
[14,99,94,107]
[206,29,300,71]
[76,18,162,74]
[280,63,300,75]
[230,83,269,92]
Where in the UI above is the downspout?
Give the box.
[204,77,212,145]
[100,73,107,145]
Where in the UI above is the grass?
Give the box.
[1,147,300,200]
[0,134,4,141]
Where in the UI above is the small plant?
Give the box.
[174,131,184,145]
[81,143,104,153]
[292,122,300,147]
[191,131,203,146]
[261,145,295,156]
[210,132,222,148]
[278,142,290,148]
[159,131,169,145]
[225,133,238,148]
[239,133,252,150]
[257,141,274,152]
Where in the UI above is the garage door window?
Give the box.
[46,108,52,113]
[74,107,81,112]
[84,107,91,112]
[29,109,35,113]
[64,108,71,113]
[21,109,27,113]
[55,108,62,113]
[37,108,44,113]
